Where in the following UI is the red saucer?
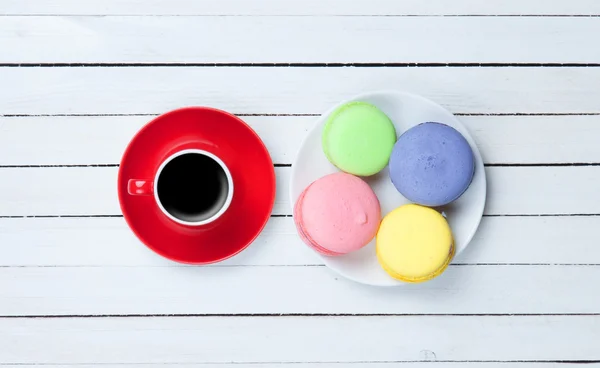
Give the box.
[118,107,276,264]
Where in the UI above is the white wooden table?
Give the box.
[1,0,600,366]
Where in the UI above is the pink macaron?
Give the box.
[293,172,381,256]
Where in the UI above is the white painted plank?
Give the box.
[0,217,316,267]
[2,17,599,63]
[1,67,598,115]
[482,166,600,215]
[465,115,600,164]
[1,216,599,266]
[2,0,600,15]
[2,265,600,315]
[0,115,311,165]
[0,166,599,216]
[2,115,599,165]
[2,317,598,363]
[1,317,599,363]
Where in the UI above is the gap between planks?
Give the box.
[0,361,597,366]
[2,313,600,318]
[2,214,600,219]
[3,14,600,17]
[0,364,595,367]
[3,113,600,117]
[3,163,600,168]
[3,63,600,67]
[2,264,600,268]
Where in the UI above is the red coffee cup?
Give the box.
[118,107,275,264]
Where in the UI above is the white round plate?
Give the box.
[290,90,487,286]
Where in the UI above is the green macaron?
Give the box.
[322,101,396,176]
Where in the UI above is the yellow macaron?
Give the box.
[376,204,454,283]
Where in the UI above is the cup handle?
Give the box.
[128,179,153,196]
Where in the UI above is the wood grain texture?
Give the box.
[0,166,599,216]
[2,67,599,115]
[0,216,598,267]
[3,265,600,315]
[2,115,599,165]
[1,316,599,362]
[2,0,600,15]
[2,2,599,364]
[3,16,600,63]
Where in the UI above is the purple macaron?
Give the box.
[389,122,475,207]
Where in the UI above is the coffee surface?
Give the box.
[157,153,229,223]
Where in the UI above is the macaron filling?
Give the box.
[377,242,455,283]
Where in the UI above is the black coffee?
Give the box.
[157,153,229,223]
